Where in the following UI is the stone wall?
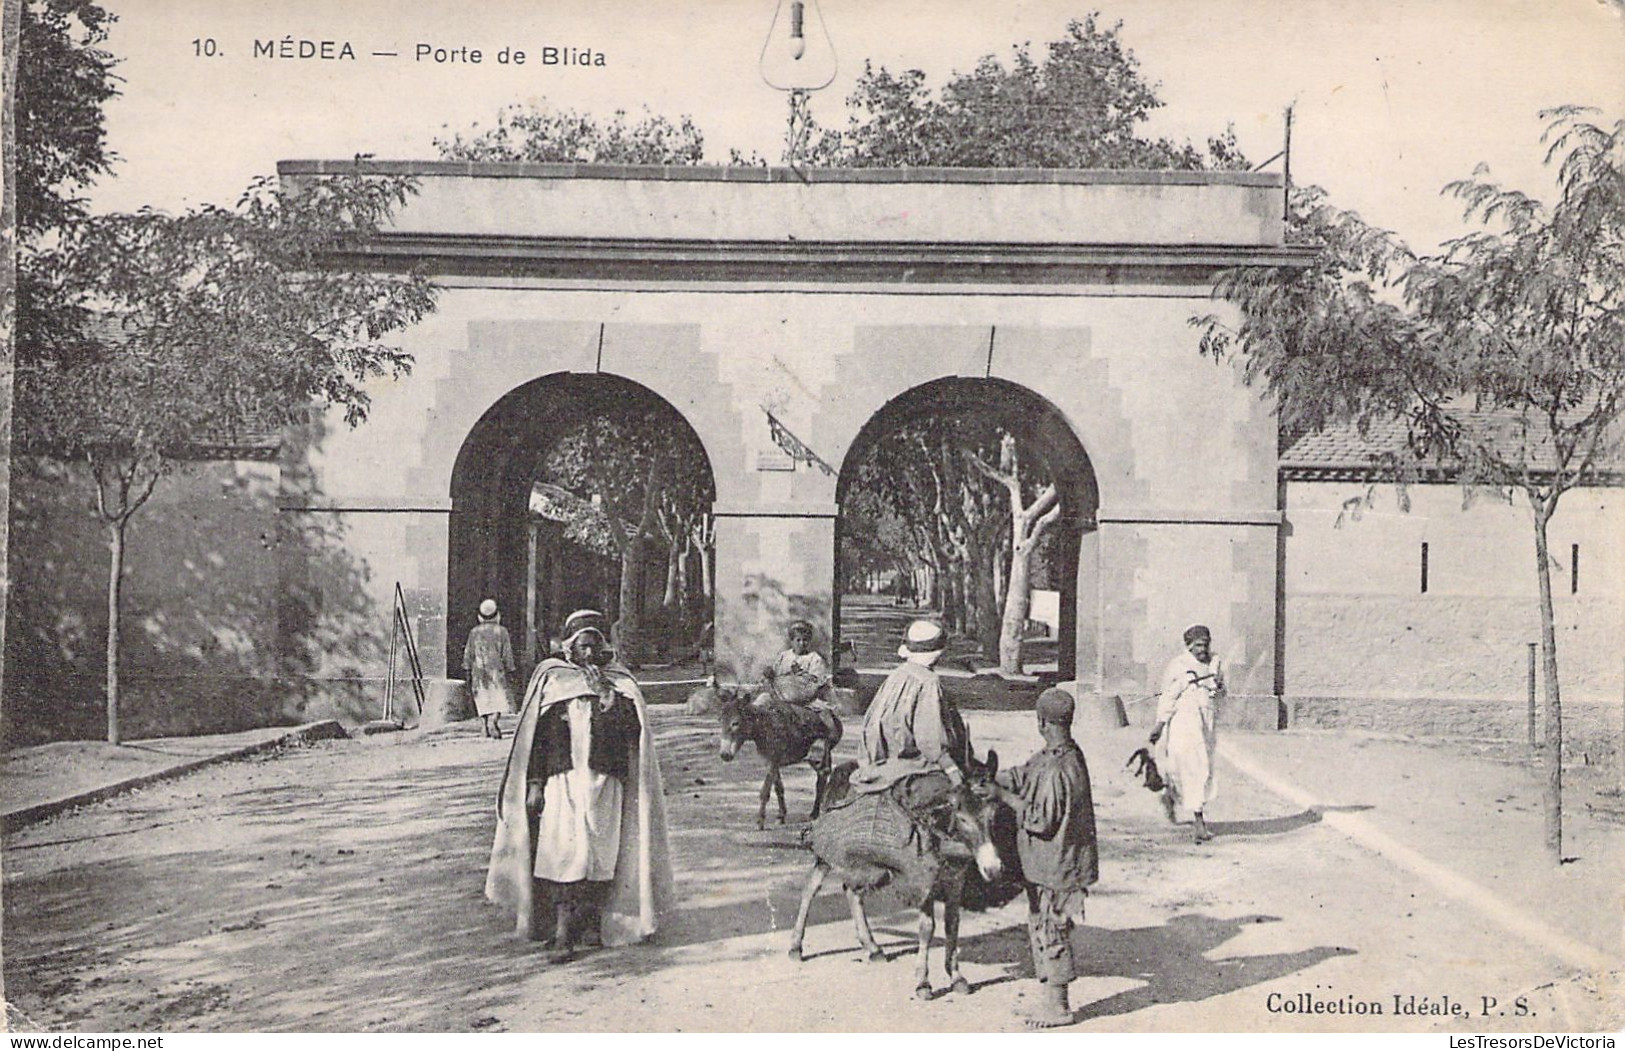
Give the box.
[1283,483,1623,705]
[4,457,288,744]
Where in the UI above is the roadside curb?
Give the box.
[1,720,350,833]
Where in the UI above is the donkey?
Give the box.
[717,689,844,830]
[788,754,1013,1001]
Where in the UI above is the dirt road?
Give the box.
[3,711,1619,1032]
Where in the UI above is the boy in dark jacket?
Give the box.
[992,687,1099,1028]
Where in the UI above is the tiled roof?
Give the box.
[1281,412,1623,480]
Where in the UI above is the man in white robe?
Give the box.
[1150,624,1225,843]
[485,609,675,960]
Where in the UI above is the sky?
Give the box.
[86,0,1624,253]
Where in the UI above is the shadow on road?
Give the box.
[945,912,1357,1021]
[1207,803,1376,839]
[2,714,1362,1032]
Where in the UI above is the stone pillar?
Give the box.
[1073,526,1103,692]
[711,506,836,682]
[1094,508,1281,728]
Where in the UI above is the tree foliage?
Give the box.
[16,0,119,241]
[1195,106,1624,862]
[437,17,1245,173]
[15,0,121,373]
[799,16,1246,170]
[15,168,440,742]
[435,103,705,164]
[21,171,439,449]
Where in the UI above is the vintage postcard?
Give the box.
[2,0,1621,1039]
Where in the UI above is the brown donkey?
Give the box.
[788,755,1011,1001]
[717,690,843,830]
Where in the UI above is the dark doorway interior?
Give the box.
[448,373,715,676]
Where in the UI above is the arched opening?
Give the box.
[448,373,716,676]
[835,377,1098,685]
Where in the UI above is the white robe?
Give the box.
[1155,649,1225,813]
[533,696,625,883]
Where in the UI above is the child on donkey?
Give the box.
[990,687,1099,1029]
[758,619,840,763]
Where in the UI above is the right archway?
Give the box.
[835,377,1100,683]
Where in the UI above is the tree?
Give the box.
[1,0,22,721]
[435,103,705,164]
[436,18,1246,173]
[15,169,439,743]
[800,15,1246,171]
[537,411,712,664]
[1195,107,1624,864]
[968,434,1062,674]
[15,0,118,242]
[14,1,119,363]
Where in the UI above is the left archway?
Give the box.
[447,373,716,675]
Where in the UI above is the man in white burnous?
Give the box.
[1149,624,1225,844]
[485,609,674,961]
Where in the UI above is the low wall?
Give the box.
[2,675,295,747]
[1286,694,1623,763]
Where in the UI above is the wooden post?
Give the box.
[383,613,399,722]
[1282,104,1294,222]
[1527,642,1538,750]
[526,519,539,669]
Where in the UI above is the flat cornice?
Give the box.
[1280,466,1625,485]
[321,233,1317,283]
[278,158,1284,188]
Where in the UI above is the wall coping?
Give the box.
[279,496,454,512]
[278,159,1284,188]
[1097,508,1285,526]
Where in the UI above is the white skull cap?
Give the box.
[897,619,947,658]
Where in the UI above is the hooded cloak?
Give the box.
[484,656,675,945]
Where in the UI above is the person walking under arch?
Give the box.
[463,599,516,739]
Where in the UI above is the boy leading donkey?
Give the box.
[989,687,1099,1029]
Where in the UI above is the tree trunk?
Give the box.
[615,535,645,666]
[938,568,959,633]
[676,539,690,612]
[992,543,1006,617]
[973,536,1001,659]
[999,543,1034,675]
[1532,504,1563,862]
[106,519,127,745]
[662,535,681,608]
[0,0,17,732]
